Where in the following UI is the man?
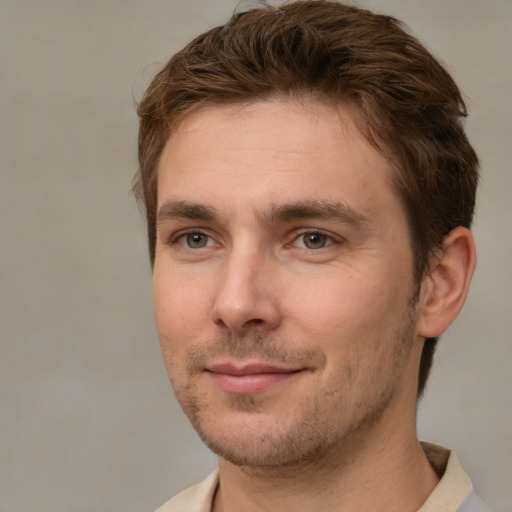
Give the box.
[133,1,493,511]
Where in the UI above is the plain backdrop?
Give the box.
[1,1,510,511]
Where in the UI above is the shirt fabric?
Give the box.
[156,442,494,512]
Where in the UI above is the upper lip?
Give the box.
[206,362,302,376]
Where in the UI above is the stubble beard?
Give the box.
[170,310,417,472]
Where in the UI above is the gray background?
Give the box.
[1,0,510,511]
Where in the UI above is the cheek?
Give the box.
[153,277,198,382]
[152,269,212,349]
[288,269,410,348]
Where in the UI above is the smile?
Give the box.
[206,363,303,395]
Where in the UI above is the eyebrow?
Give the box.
[157,199,369,228]
[262,200,370,227]
[156,200,218,225]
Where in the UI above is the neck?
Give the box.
[213,406,439,512]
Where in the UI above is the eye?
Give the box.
[186,233,209,248]
[173,231,214,249]
[293,232,334,250]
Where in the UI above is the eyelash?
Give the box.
[169,229,216,249]
[288,230,339,250]
[168,228,340,251]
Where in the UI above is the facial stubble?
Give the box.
[169,310,417,471]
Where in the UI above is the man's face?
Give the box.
[153,99,424,467]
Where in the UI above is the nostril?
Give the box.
[213,316,266,333]
[212,316,228,329]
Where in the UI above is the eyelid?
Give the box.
[169,228,217,248]
[164,226,343,251]
[288,229,343,249]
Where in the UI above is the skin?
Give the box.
[152,98,475,512]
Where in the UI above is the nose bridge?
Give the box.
[211,241,280,333]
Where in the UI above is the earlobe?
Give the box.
[417,227,477,338]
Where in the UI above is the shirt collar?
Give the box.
[418,441,473,512]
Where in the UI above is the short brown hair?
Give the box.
[134,0,479,397]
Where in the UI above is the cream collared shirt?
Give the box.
[156,443,494,512]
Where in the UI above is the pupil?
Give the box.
[305,233,325,249]
[187,233,207,248]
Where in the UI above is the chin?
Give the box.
[187,403,372,470]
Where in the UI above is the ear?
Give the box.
[417,227,477,338]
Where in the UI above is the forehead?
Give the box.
[156,99,397,219]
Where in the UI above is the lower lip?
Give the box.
[208,371,300,395]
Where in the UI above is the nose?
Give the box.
[210,249,281,335]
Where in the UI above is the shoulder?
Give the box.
[155,470,219,512]
[458,490,497,512]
